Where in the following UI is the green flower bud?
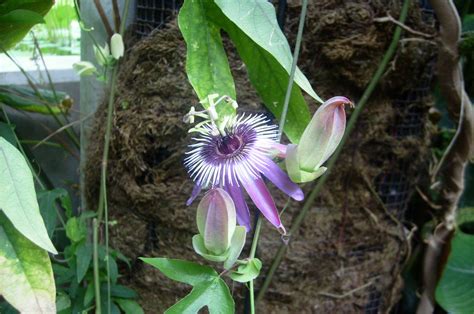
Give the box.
[196,188,236,255]
[286,96,352,183]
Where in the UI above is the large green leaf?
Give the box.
[140,258,234,313]
[0,137,57,254]
[0,0,54,50]
[0,212,56,313]
[166,277,234,314]
[178,0,236,102]
[140,257,217,285]
[435,208,474,313]
[224,24,311,143]
[214,0,323,104]
[203,0,311,143]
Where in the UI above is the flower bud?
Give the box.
[286,96,352,183]
[196,188,236,255]
[110,33,124,60]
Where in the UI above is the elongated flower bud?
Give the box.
[286,96,352,182]
[110,33,124,60]
[196,188,236,255]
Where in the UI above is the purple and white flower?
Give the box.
[184,114,304,233]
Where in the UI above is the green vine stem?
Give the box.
[256,0,410,304]
[92,1,131,313]
[247,0,309,312]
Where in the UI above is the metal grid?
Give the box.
[135,0,182,38]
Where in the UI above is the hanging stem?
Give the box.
[256,0,410,304]
[92,1,131,313]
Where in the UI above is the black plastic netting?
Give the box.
[135,0,182,38]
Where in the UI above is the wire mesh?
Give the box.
[135,0,182,38]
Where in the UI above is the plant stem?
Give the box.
[249,280,256,314]
[247,0,309,311]
[249,217,263,259]
[277,0,309,142]
[93,218,101,314]
[93,1,131,313]
[256,0,410,303]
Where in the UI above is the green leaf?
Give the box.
[178,0,236,102]
[0,137,57,253]
[140,257,217,285]
[37,188,69,238]
[214,0,323,104]
[141,258,235,313]
[83,282,94,307]
[166,277,234,314]
[202,0,311,143]
[0,212,56,313]
[0,0,53,50]
[65,216,87,243]
[56,291,71,312]
[230,258,262,283]
[435,208,474,313]
[0,9,45,50]
[0,85,72,115]
[115,298,144,314]
[0,122,16,146]
[75,241,92,283]
[104,284,138,299]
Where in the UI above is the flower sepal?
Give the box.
[229,258,262,283]
[192,234,229,262]
[193,226,247,266]
[286,144,327,183]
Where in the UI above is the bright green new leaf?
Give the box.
[178,0,236,102]
[435,208,474,313]
[0,212,56,313]
[214,0,323,104]
[141,257,235,313]
[0,137,57,254]
[230,258,262,283]
[65,216,87,243]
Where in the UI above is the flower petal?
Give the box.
[261,157,304,201]
[240,176,282,229]
[186,184,202,206]
[225,183,251,232]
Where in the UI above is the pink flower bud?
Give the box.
[196,188,236,255]
[286,96,352,182]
